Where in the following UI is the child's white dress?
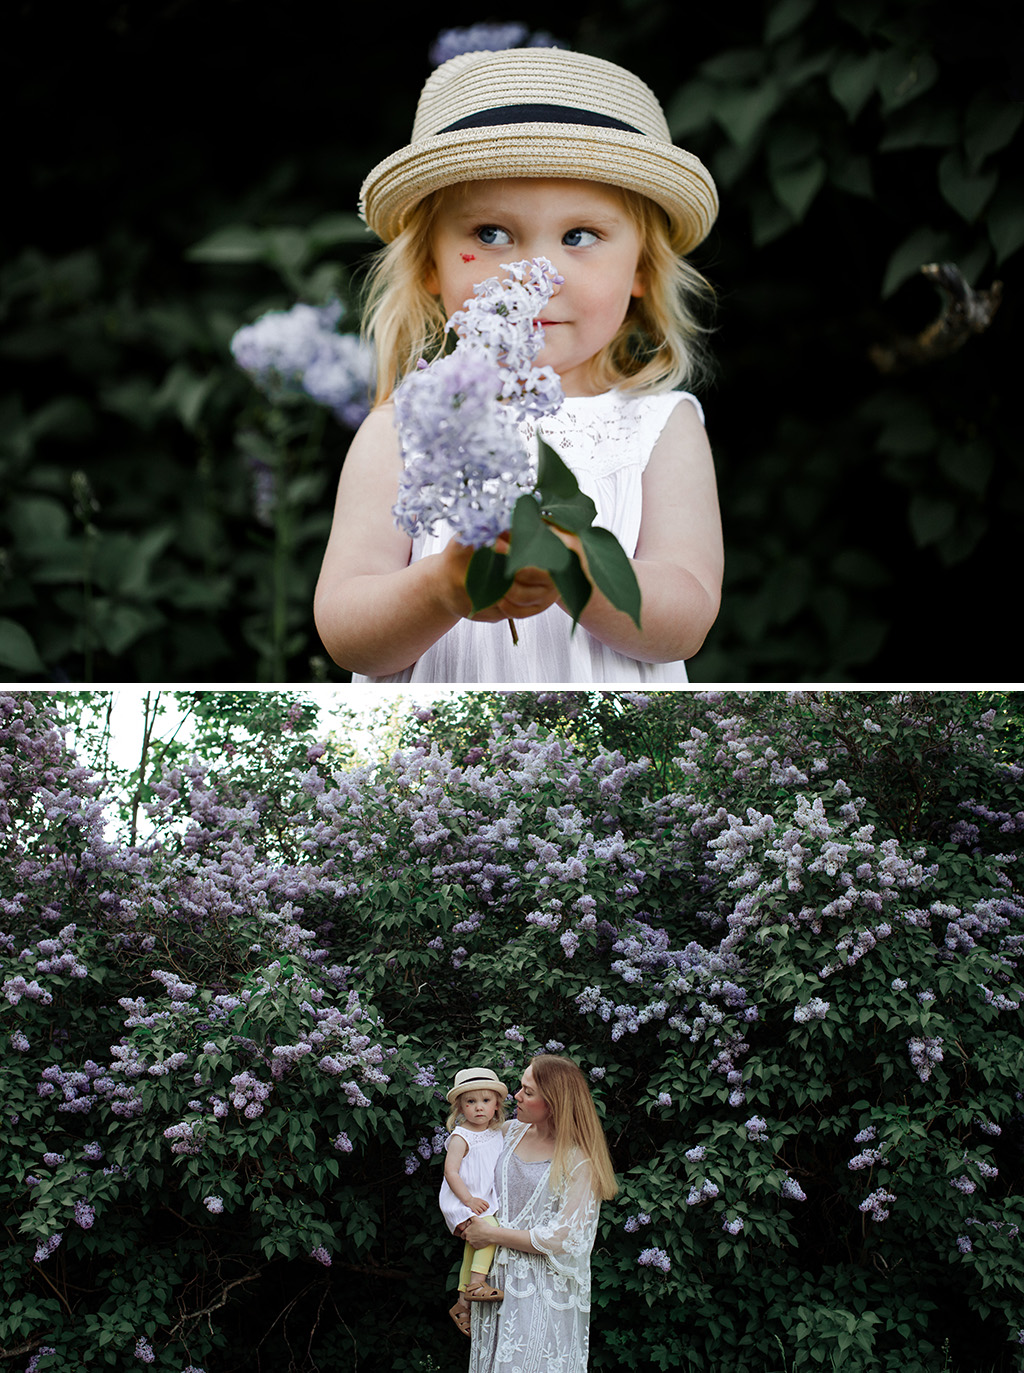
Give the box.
[353,389,704,684]
[439,1125,504,1233]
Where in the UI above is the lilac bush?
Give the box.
[2,690,1022,1371]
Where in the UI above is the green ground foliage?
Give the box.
[2,688,1022,1371]
[2,0,1022,682]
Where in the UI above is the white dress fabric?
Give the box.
[352,389,704,684]
[439,1125,504,1233]
[469,1120,602,1373]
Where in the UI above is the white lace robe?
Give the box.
[469,1120,602,1373]
[352,389,704,684]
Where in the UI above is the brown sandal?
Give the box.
[449,1298,472,1337]
[464,1279,504,1301]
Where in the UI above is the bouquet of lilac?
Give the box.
[392,258,641,633]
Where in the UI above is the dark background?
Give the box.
[3,0,1022,682]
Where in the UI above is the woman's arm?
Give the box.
[313,407,562,676]
[561,399,724,662]
[462,1216,542,1255]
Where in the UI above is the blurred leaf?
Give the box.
[713,80,784,146]
[665,80,718,137]
[767,125,820,172]
[964,97,1024,171]
[7,495,71,555]
[770,158,827,220]
[100,377,161,431]
[765,0,816,44]
[937,438,994,498]
[700,49,766,83]
[876,48,938,111]
[830,550,890,589]
[186,225,266,263]
[879,106,958,152]
[306,213,373,247]
[827,50,879,120]
[829,154,873,198]
[0,618,45,673]
[987,182,1024,264]
[938,149,998,223]
[153,363,219,431]
[881,227,953,297]
[750,190,795,246]
[908,493,957,547]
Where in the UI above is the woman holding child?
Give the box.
[460,1055,617,1372]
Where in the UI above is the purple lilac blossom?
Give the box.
[134,1338,155,1363]
[428,24,565,67]
[74,1200,95,1228]
[33,1233,62,1261]
[310,1245,332,1266]
[230,302,375,429]
[391,258,564,549]
[26,1349,56,1373]
[637,1247,671,1271]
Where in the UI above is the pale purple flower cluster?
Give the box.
[793,997,830,1023]
[428,23,564,67]
[624,1213,651,1232]
[781,1176,807,1201]
[25,1348,56,1372]
[859,1188,896,1221]
[332,1132,353,1153]
[686,1179,719,1206]
[230,302,375,429]
[33,1233,62,1261]
[907,1035,944,1082]
[203,1196,224,1214]
[744,1116,768,1142]
[392,258,564,548]
[637,1247,672,1271]
[134,1337,155,1363]
[310,1245,332,1266]
[73,1200,95,1228]
[722,1216,744,1236]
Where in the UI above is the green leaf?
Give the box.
[185,224,266,262]
[0,619,45,673]
[828,51,879,120]
[881,226,953,298]
[765,0,815,44]
[506,495,573,577]
[465,545,513,615]
[578,526,642,631]
[770,158,827,221]
[535,437,598,533]
[964,98,1024,170]
[938,149,998,223]
[550,550,594,630]
[908,493,957,547]
[987,182,1024,263]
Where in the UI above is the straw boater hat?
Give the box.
[359,47,718,255]
[446,1067,509,1105]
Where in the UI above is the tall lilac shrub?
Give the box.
[2,690,1022,1372]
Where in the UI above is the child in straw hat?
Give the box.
[315,44,723,684]
[439,1068,509,1337]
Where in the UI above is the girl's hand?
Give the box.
[438,534,561,624]
[469,1197,491,1215]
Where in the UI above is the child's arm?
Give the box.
[443,1136,491,1214]
[559,400,723,662]
[313,406,561,676]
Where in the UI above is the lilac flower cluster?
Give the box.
[230,302,376,429]
[637,1247,672,1271]
[428,23,565,67]
[907,1036,944,1082]
[859,1188,897,1221]
[624,1213,651,1232]
[392,258,564,548]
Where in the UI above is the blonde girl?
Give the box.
[461,1055,617,1370]
[439,1068,508,1337]
[314,45,723,684]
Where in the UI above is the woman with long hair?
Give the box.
[460,1055,617,1371]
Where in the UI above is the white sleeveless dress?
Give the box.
[353,389,704,684]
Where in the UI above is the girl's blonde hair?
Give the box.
[529,1054,618,1202]
[359,181,714,406]
[445,1088,508,1134]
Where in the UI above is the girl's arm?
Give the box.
[442,1137,491,1213]
[313,406,561,676]
[561,399,723,663]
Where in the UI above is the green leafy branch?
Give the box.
[465,436,642,634]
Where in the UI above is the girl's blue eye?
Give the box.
[477,226,512,246]
[563,228,598,247]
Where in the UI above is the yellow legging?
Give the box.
[458,1215,499,1291]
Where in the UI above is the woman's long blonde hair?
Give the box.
[359,181,714,406]
[529,1054,618,1202]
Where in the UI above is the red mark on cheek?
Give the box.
[461,253,476,262]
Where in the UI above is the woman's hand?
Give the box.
[462,1216,497,1249]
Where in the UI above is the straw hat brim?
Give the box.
[360,123,719,256]
[446,1073,509,1105]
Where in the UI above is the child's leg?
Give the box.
[464,1217,502,1299]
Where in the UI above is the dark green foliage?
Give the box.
[2,1,1022,681]
[3,689,1023,1370]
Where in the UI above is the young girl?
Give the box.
[439,1068,508,1337]
[314,45,724,683]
